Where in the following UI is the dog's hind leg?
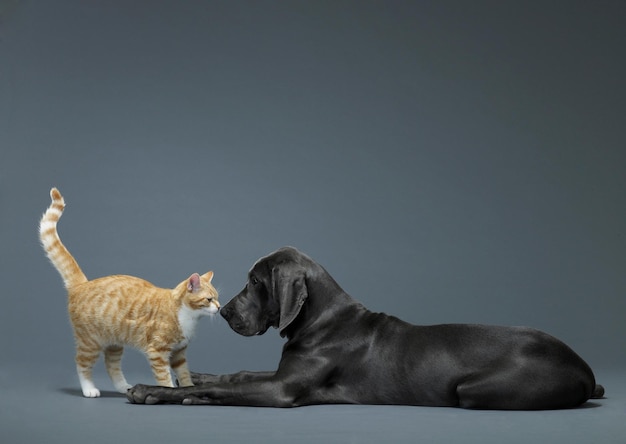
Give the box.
[456,365,593,410]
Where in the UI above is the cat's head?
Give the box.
[180,271,220,315]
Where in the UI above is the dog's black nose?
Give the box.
[220,305,231,321]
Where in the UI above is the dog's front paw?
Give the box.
[127,384,163,405]
[190,372,218,385]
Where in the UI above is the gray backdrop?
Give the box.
[1,1,625,443]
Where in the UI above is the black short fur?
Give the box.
[128,247,603,409]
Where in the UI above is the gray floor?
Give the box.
[1,367,624,444]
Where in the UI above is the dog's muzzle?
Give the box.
[220,305,247,333]
[221,305,269,336]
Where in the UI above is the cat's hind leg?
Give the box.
[170,347,193,387]
[104,345,132,393]
[75,345,101,398]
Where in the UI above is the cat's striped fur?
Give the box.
[39,188,220,398]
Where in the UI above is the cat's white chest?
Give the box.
[177,305,200,347]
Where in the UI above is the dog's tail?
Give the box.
[591,384,605,399]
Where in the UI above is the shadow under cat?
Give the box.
[59,387,128,398]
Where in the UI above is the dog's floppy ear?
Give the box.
[272,262,308,334]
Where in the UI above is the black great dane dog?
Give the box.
[128,247,604,409]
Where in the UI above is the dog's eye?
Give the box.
[250,276,259,286]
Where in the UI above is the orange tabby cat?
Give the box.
[39,188,220,398]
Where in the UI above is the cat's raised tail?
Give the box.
[39,188,88,289]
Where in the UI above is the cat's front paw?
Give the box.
[114,382,133,394]
[127,384,163,405]
[82,387,101,398]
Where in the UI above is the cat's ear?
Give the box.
[187,273,202,292]
[203,271,214,283]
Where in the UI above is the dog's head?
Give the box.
[220,247,311,337]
